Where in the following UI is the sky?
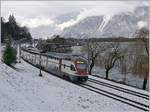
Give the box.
[1,1,149,30]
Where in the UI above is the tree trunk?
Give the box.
[89,61,94,75]
[142,78,147,90]
[106,69,109,79]
[123,73,126,84]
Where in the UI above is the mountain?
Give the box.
[95,12,139,37]
[54,11,80,24]
[61,16,103,38]
[30,25,60,39]
[30,11,80,39]
[30,6,148,39]
[61,6,149,38]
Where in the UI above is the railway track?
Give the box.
[80,78,149,111]
[21,52,149,111]
[79,83,149,111]
[91,74,148,92]
[88,78,149,99]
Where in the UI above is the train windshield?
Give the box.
[76,64,86,70]
[76,60,87,70]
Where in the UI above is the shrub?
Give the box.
[3,44,17,65]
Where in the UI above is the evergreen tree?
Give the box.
[2,35,17,65]
[1,15,32,43]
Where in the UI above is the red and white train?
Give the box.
[21,48,88,82]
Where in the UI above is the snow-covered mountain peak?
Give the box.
[98,15,113,32]
[29,6,148,39]
[61,6,148,38]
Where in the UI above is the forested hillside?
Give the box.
[1,15,32,43]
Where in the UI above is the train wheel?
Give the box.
[79,77,88,82]
[63,74,69,80]
[83,77,88,82]
[69,75,78,82]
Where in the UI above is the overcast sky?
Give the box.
[1,1,149,29]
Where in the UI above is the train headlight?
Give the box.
[76,61,84,64]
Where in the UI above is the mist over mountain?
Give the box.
[30,25,60,39]
[54,11,80,24]
[61,6,149,38]
[30,11,80,39]
[30,6,149,39]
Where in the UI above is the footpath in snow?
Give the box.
[0,60,147,112]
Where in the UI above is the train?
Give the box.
[21,48,89,82]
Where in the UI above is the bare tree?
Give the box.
[119,55,132,83]
[135,27,149,55]
[104,42,123,79]
[133,27,149,90]
[132,55,148,90]
[120,56,127,83]
[82,41,106,75]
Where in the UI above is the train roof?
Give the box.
[22,48,87,61]
[46,52,87,61]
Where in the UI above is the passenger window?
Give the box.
[70,64,76,71]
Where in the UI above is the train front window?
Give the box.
[76,63,86,70]
[70,64,76,71]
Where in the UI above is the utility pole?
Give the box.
[17,38,26,63]
[39,52,42,77]
[39,50,46,77]
[18,41,21,63]
[87,39,90,73]
[0,32,1,62]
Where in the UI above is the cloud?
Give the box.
[57,1,149,30]
[21,16,54,28]
[2,1,149,31]
[56,19,76,30]
[137,21,148,28]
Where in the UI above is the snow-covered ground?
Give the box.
[92,66,149,90]
[0,60,146,112]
